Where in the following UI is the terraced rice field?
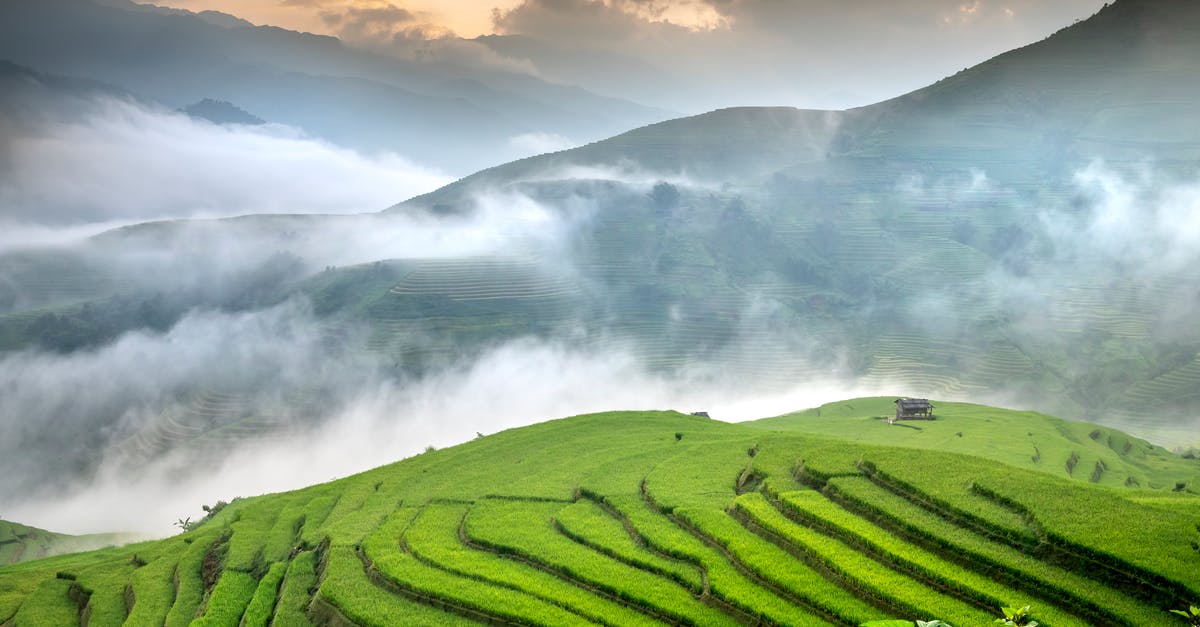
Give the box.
[388,257,582,303]
[115,389,309,464]
[859,336,982,397]
[355,256,587,363]
[2,402,1197,626]
[0,254,121,312]
[1036,280,1171,340]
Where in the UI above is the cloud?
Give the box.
[1038,162,1200,277]
[0,166,885,536]
[0,96,452,228]
[486,0,1106,110]
[493,0,695,47]
[1,326,872,535]
[508,132,578,156]
[319,3,423,39]
[0,301,361,497]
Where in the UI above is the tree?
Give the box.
[649,181,680,214]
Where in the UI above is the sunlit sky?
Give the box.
[151,0,730,38]
[145,0,1109,110]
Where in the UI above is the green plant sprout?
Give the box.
[995,605,1038,626]
[1171,605,1200,626]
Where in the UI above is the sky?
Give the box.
[148,0,1109,110]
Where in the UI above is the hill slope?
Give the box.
[1,400,1198,625]
[0,522,130,568]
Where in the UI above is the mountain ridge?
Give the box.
[0,0,674,173]
[400,0,1200,206]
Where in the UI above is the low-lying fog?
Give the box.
[0,95,452,229]
[3,93,1200,540]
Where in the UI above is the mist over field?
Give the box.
[5,151,1200,534]
[0,154,883,533]
[2,330,874,535]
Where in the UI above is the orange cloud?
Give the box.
[149,0,520,38]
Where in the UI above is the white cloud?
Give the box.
[508,132,578,156]
[3,329,873,535]
[0,96,453,227]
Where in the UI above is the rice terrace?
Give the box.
[3,0,1200,625]
[2,399,1198,625]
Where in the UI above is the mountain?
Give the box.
[0,400,1196,624]
[0,521,130,567]
[414,0,1200,199]
[180,99,264,126]
[848,0,1200,173]
[0,58,136,120]
[0,0,674,173]
[379,0,1200,439]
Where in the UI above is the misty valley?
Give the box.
[1,0,1199,626]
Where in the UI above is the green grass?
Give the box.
[124,553,177,626]
[826,475,1169,625]
[774,488,1092,627]
[241,561,287,627]
[403,501,659,626]
[10,577,78,627]
[73,560,135,626]
[191,568,258,626]
[753,398,1200,490]
[363,505,599,626]
[606,493,833,626]
[729,494,993,626]
[164,530,220,627]
[0,520,129,567]
[316,544,474,627]
[676,505,871,625]
[272,550,317,627]
[1,402,1197,626]
[555,498,704,590]
[260,498,306,564]
[865,449,1200,603]
[465,498,735,625]
[223,504,279,572]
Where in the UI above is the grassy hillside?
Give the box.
[0,521,130,568]
[754,398,1200,491]
[2,400,1197,625]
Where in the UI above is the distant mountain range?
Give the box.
[180,98,264,126]
[0,0,674,173]
[422,0,1200,201]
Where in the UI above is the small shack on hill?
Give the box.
[892,398,934,422]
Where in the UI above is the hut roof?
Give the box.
[895,398,934,410]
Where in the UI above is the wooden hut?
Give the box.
[893,398,934,421]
